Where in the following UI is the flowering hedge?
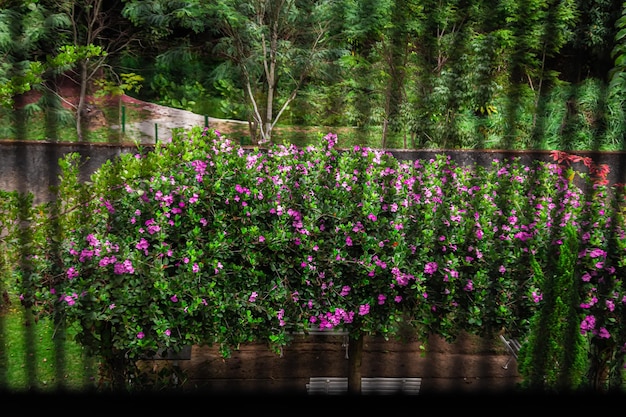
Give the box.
[17,127,626,390]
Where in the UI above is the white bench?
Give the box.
[306,377,348,395]
[306,377,421,395]
[499,334,522,369]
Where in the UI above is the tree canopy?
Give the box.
[1,0,624,149]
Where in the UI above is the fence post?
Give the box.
[155,123,158,144]
[121,105,126,134]
[204,115,209,128]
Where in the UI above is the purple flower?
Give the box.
[102,199,115,213]
[137,332,144,339]
[377,294,386,305]
[424,262,438,275]
[64,294,76,306]
[171,295,178,303]
[589,248,607,258]
[580,315,596,335]
[277,309,286,326]
[358,304,370,316]
[532,291,543,303]
[249,292,258,302]
[136,238,149,251]
[86,234,99,247]
[66,267,79,280]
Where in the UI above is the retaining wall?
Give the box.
[3,140,626,205]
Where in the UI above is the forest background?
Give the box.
[1,0,626,151]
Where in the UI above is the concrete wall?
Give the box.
[0,141,145,205]
[3,140,626,205]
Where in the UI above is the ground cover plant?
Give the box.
[0,306,97,392]
[2,128,626,393]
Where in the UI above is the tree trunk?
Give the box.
[76,61,89,141]
[347,334,363,395]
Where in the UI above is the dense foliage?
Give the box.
[1,0,625,149]
[0,128,619,391]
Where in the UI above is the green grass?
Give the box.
[0,302,99,392]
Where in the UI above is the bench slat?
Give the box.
[306,377,421,395]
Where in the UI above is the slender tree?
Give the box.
[208,0,333,144]
[50,0,136,141]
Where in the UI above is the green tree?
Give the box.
[0,1,67,109]
[123,0,335,145]
[51,0,136,140]
[208,0,334,144]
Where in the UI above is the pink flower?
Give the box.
[67,267,79,280]
[137,332,144,339]
[277,309,286,326]
[424,262,438,275]
[171,295,178,303]
[598,327,611,339]
[589,248,607,258]
[249,292,258,302]
[532,291,543,303]
[358,304,370,316]
[580,315,596,335]
[136,238,149,251]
